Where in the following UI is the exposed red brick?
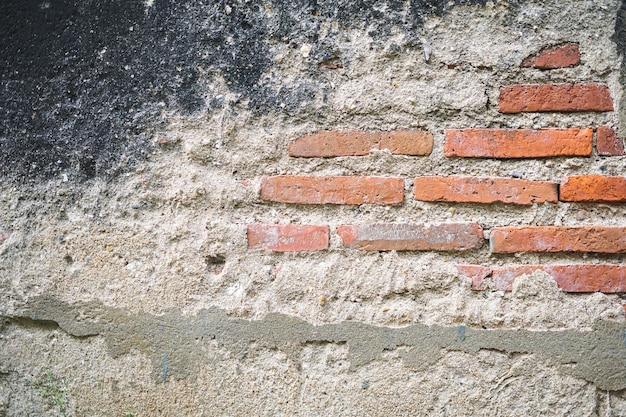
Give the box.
[499,83,613,113]
[491,264,626,292]
[455,265,492,290]
[288,131,433,157]
[461,264,626,292]
[490,226,626,254]
[521,43,580,69]
[560,175,626,203]
[597,126,625,156]
[444,128,592,158]
[413,177,557,205]
[261,176,404,205]
[338,223,483,251]
[247,224,329,252]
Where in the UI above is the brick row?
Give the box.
[290,127,621,160]
[248,223,484,252]
[262,175,625,206]
[457,264,626,293]
[249,225,625,254]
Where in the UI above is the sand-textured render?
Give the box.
[1,0,625,415]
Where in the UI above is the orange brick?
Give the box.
[521,43,580,69]
[597,126,625,156]
[413,177,557,205]
[338,223,483,251]
[444,128,592,158]
[247,224,329,252]
[492,265,626,292]
[499,83,613,113]
[289,131,433,157]
[455,265,492,290]
[560,175,626,203]
[261,176,404,205]
[490,226,626,253]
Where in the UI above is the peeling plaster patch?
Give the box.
[10,296,626,391]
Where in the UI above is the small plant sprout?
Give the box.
[35,369,69,417]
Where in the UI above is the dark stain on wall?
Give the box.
[1,0,490,181]
[613,1,626,132]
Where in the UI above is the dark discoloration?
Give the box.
[10,296,626,391]
[613,1,626,132]
[0,0,489,181]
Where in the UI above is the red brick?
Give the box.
[289,131,433,157]
[247,224,329,252]
[261,176,404,205]
[460,264,626,292]
[338,223,483,251]
[597,126,625,156]
[499,83,613,113]
[491,265,626,292]
[455,265,492,290]
[444,128,592,158]
[413,176,557,205]
[521,43,580,69]
[560,175,626,203]
[490,226,626,254]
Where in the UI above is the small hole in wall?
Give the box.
[205,255,226,265]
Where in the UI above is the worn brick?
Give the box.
[455,264,493,290]
[289,130,433,157]
[413,176,557,205]
[261,176,404,205]
[521,43,580,69]
[491,265,626,292]
[444,128,592,158]
[560,175,626,203]
[597,126,625,156]
[460,264,626,292]
[490,226,626,253]
[338,223,483,251]
[247,224,329,252]
[499,83,613,113]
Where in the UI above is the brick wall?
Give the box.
[249,43,625,306]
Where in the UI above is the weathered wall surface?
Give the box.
[0,0,625,415]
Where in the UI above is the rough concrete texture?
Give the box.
[1,0,625,415]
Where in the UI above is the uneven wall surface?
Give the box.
[0,0,625,415]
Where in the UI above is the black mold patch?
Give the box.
[0,0,489,182]
[613,1,626,131]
